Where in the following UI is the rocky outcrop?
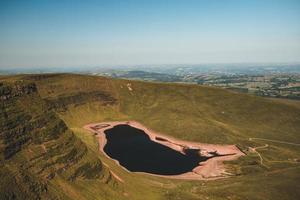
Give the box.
[45,91,117,111]
[0,81,37,100]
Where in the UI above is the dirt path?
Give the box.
[249,137,300,146]
[102,162,124,183]
[248,138,300,166]
[84,121,244,180]
[248,144,269,166]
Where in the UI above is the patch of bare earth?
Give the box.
[84,121,244,180]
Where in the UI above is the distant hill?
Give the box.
[109,70,182,82]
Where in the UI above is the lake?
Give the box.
[103,124,208,175]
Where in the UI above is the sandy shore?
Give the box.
[84,121,244,180]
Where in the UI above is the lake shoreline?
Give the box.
[84,121,244,180]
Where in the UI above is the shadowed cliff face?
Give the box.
[24,74,117,111]
[0,81,104,199]
[45,91,117,111]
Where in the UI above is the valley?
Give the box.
[1,73,300,200]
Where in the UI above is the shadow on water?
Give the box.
[103,124,210,175]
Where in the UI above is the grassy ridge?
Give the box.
[1,73,299,200]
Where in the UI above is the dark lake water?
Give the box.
[103,124,208,175]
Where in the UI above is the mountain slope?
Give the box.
[0,80,119,199]
[1,73,299,200]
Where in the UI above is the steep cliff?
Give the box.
[0,81,105,199]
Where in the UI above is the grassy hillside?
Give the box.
[1,73,299,200]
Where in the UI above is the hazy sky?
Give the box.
[0,0,300,68]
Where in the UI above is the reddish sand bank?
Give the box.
[84,121,244,180]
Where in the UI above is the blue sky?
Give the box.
[0,0,300,68]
